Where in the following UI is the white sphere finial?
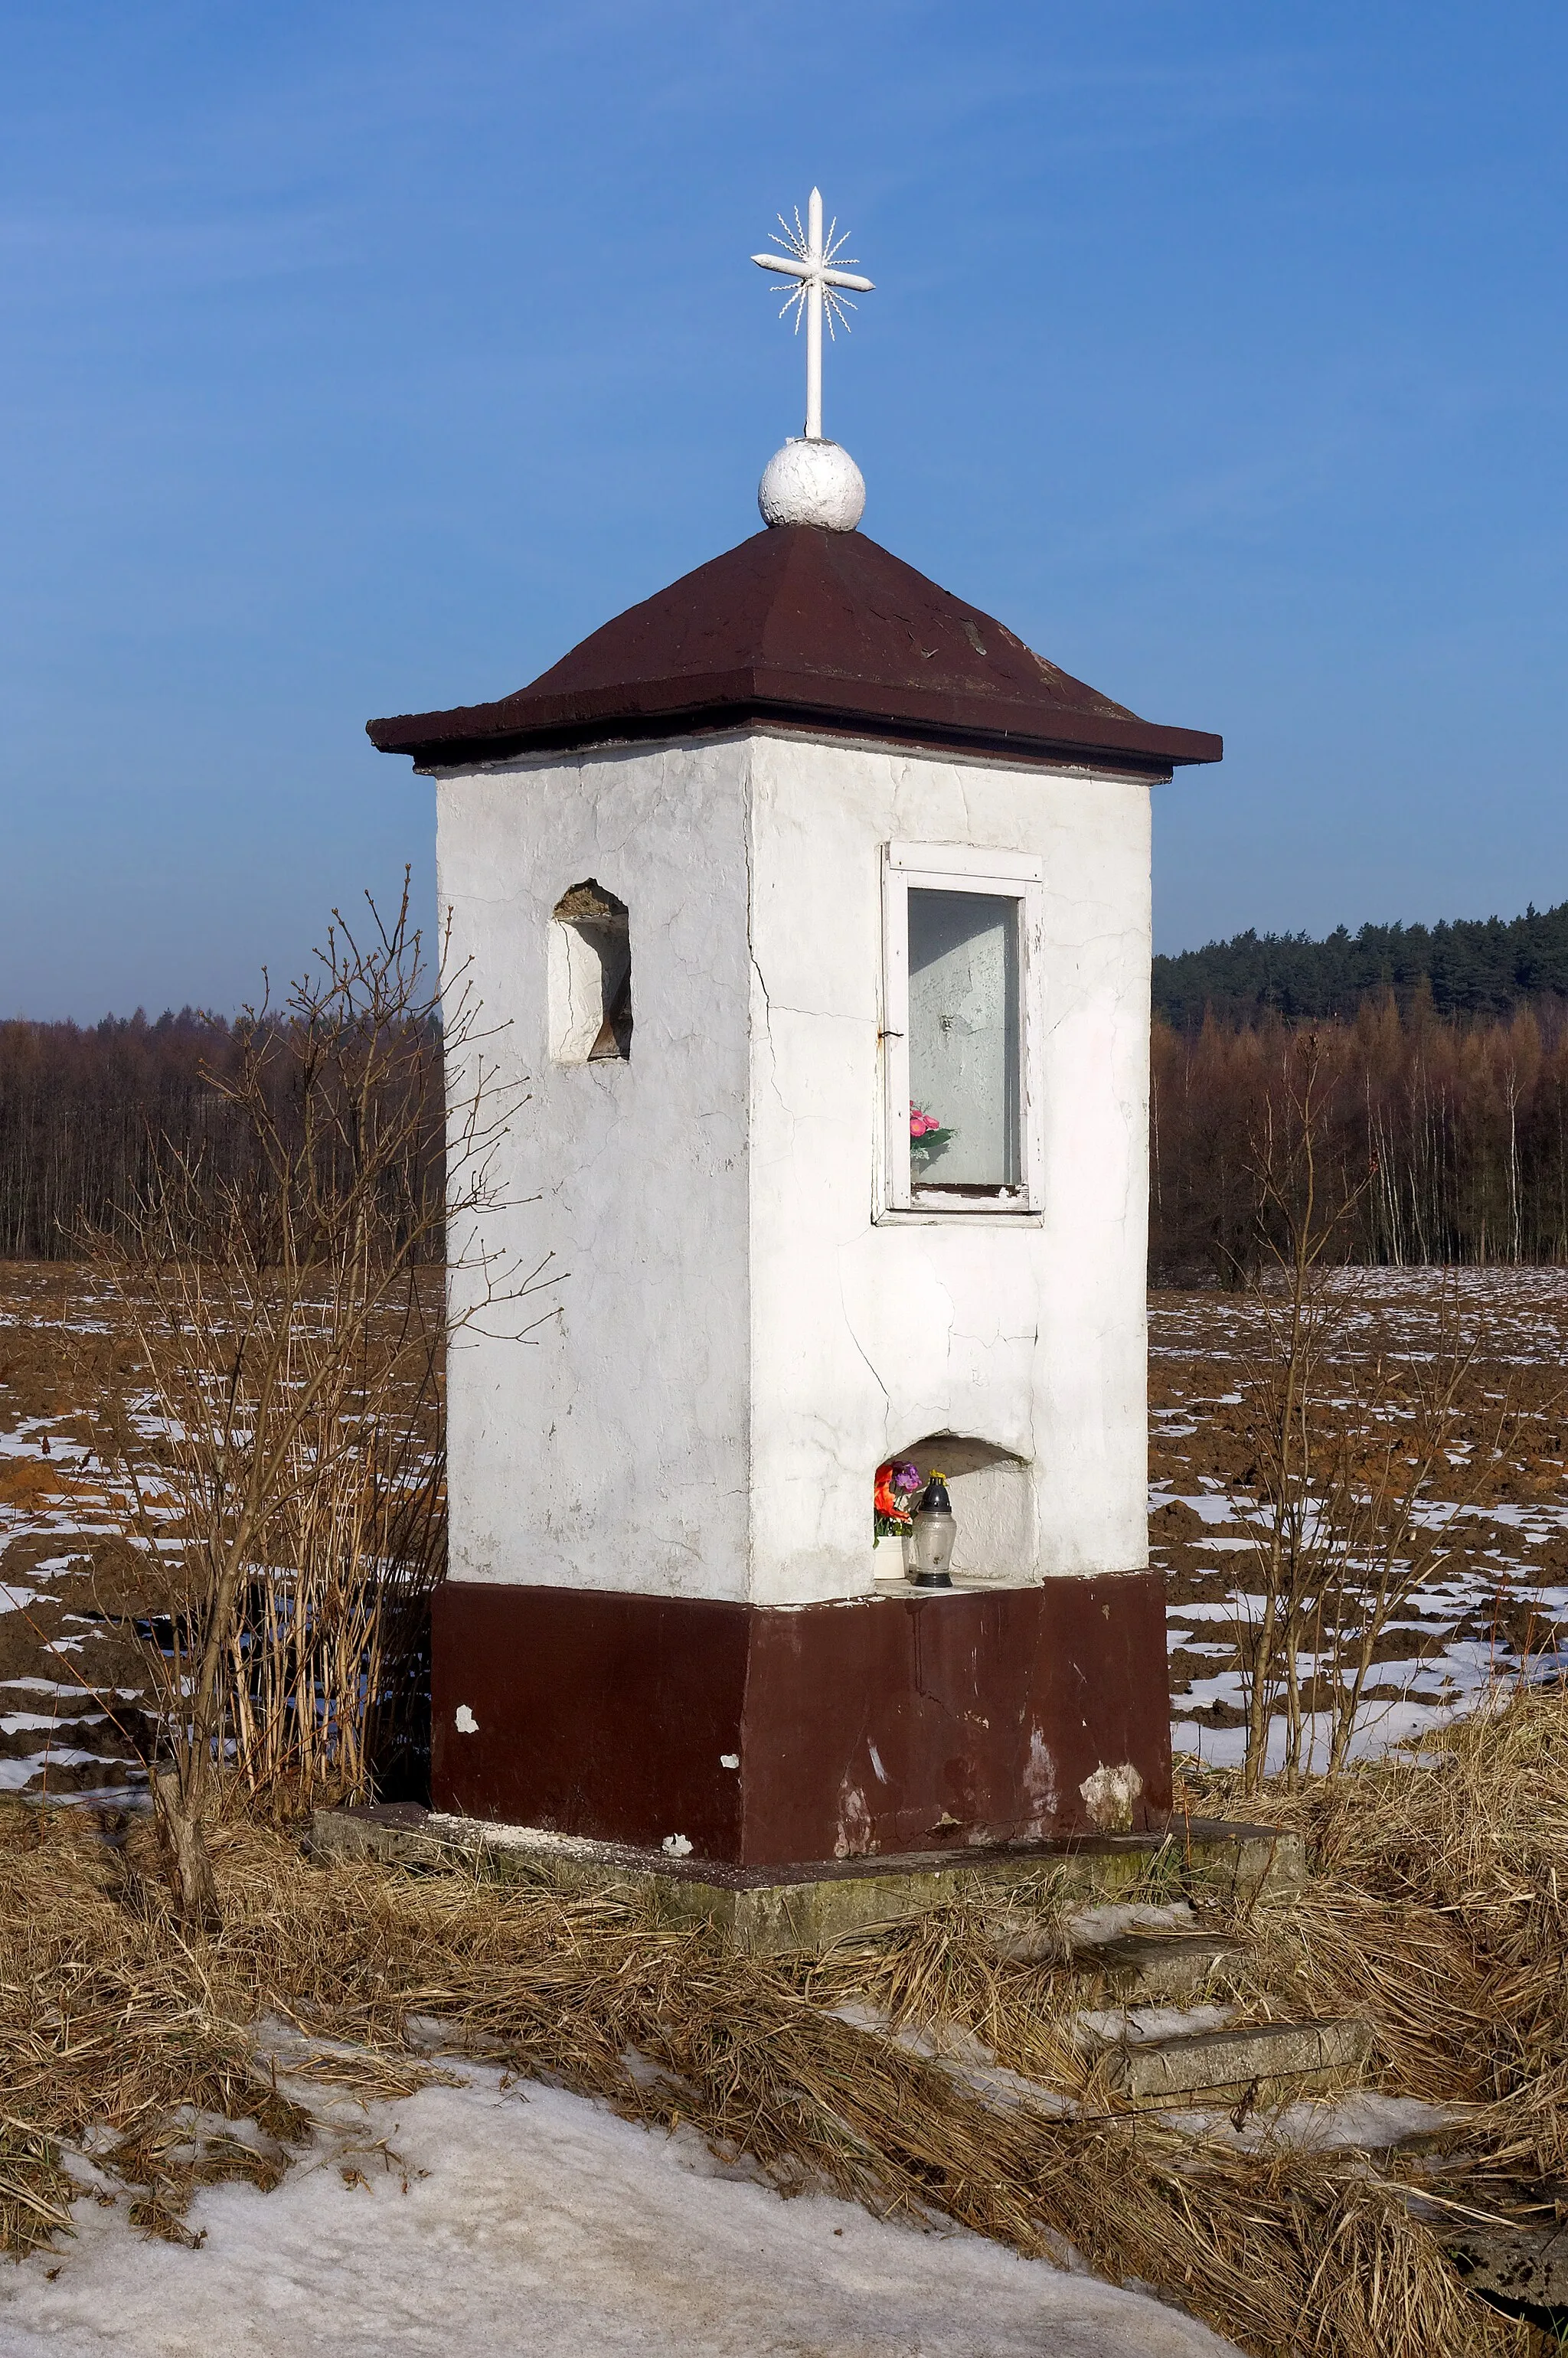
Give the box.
[758,438,866,531]
[752,191,874,531]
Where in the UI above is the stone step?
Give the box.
[1080,2016,1371,2106]
[1068,1931,1243,2002]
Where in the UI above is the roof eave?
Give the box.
[368,671,1222,779]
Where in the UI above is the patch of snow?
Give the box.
[1171,1671,1246,1716]
[1150,1492,1253,1527]
[0,1680,144,1700]
[828,2000,993,2066]
[1,1713,106,1735]
[1171,2093,1462,2154]
[1068,1902,1197,1945]
[0,1749,119,1791]
[0,2066,1238,2358]
[1074,2004,1234,2049]
[1174,1687,1495,1775]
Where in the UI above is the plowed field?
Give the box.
[2,1265,1564,1801]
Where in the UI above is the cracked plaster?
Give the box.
[436,728,1150,1606]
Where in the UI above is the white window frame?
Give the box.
[879,841,1046,1220]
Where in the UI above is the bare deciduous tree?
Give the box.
[1150,998,1568,1282]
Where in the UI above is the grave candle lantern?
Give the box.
[906,1476,956,1589]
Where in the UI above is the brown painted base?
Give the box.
[432,1573,1171,1870]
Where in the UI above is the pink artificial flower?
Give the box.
[910,1106,936,1138]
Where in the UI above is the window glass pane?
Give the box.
[906,889,1020,1189]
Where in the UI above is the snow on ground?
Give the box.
[0,1266,436,1805]
[0,2065,1237,2358]
[1152,1272,1568,1772]
[1073,2004,1234,2049]
[5,1265,1568,1800]
[1169,2092,1463,2155]
[1067,1900,1197,1945]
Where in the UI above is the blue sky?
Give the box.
[1,2,1564,1017]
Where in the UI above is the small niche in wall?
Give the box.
[550,880,632,1063]
[897,1435,1035,1582]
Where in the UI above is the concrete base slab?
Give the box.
[309,1803,1305,1957]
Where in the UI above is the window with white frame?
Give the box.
[880,844,1044,1215]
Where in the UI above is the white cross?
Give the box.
[752,189,874,444]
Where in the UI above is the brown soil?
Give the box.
[1152,1272,1568,1732]
[3,1263,1566,1798]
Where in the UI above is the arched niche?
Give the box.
[549,879,632,1063]
[893,1434,1035,1584]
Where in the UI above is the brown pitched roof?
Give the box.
[367,524,1221,776]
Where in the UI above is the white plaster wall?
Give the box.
[436,727,1150,1606]
[436,739,755,1599]
[744,731,1150,1605]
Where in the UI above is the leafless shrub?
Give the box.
[1228,1037,1529,1791]
[91,883,551,1925]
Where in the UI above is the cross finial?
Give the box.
[752,189,874,443]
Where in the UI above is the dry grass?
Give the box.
[1,1764,1547,2358]
[1204,1684,1568,2217]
